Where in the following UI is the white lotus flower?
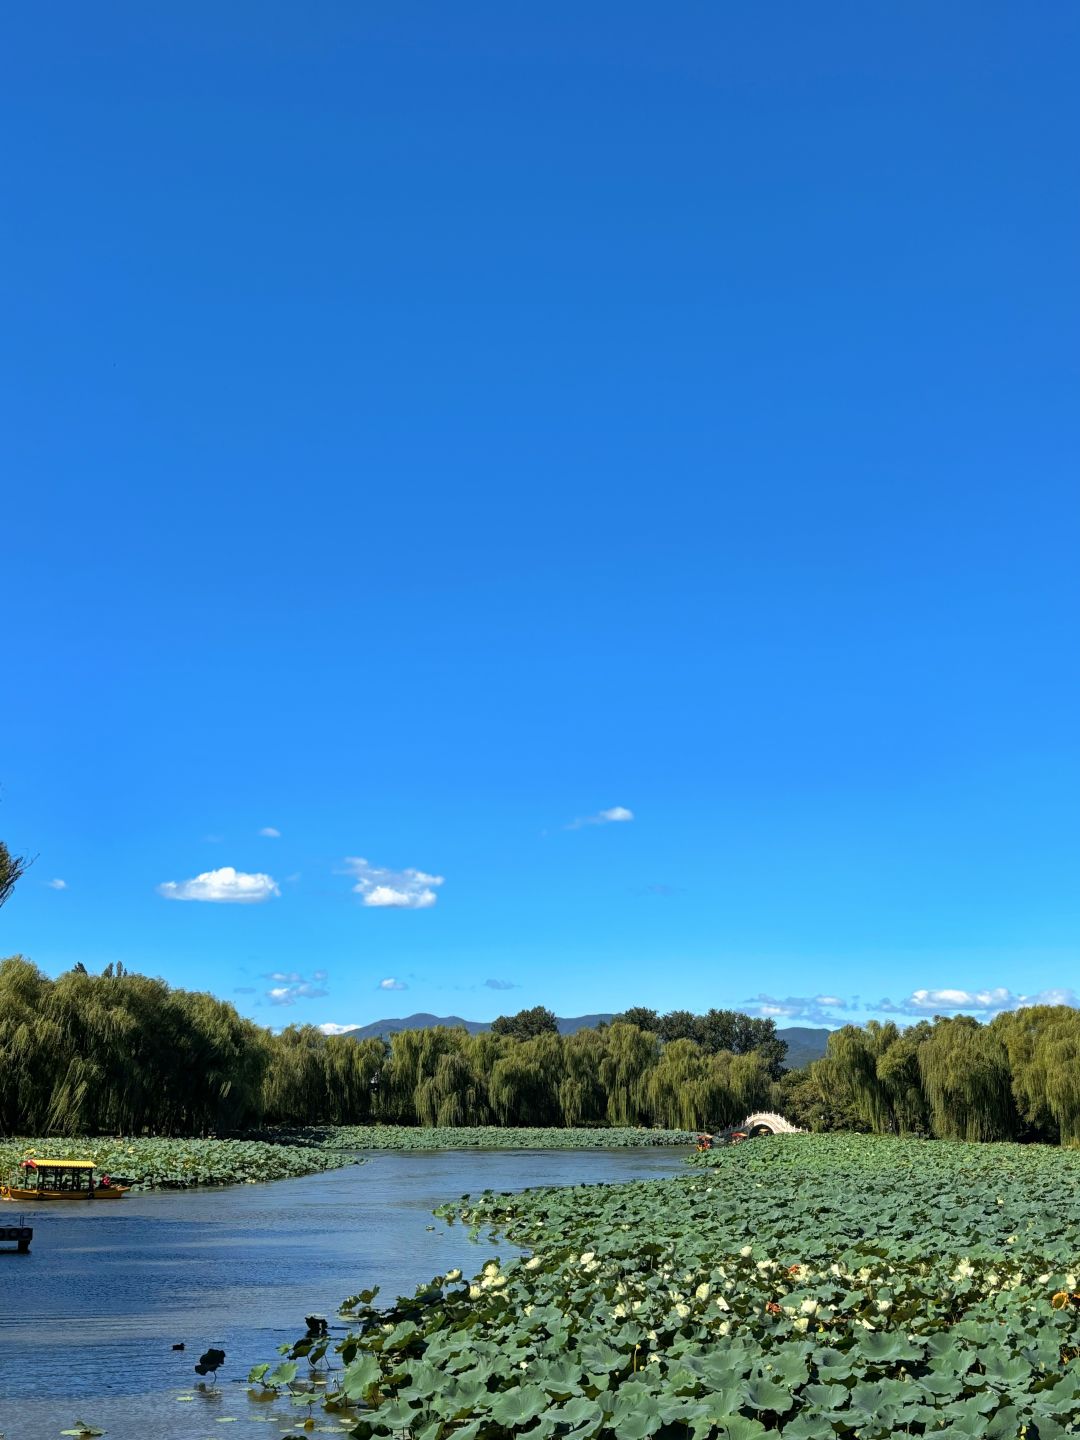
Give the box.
[445,1269,461,1282]
[524,1257,542,1271]
[793,1317,810,1333]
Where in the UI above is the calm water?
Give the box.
[0,1148,685,1440]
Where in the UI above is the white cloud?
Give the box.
[742,994,854,1025]
[485,978,518,990]
[266,976,329,1005]
[344,857,444,910]
[876,986,1076,1018]
[319,1022,359,1036]
[567,805,634,830]
[47,878,67,890]
[379,978,408,991]
[258,826,281,838]
[157,866,280,904]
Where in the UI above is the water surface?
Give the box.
[0,1147,685,1440]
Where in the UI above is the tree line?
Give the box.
[6,955,1078,1145]
[0,957,778,1136]
[778,1012,1080,1146]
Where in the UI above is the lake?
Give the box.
[0,1147,686,1440]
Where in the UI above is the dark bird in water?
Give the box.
[172,1343,185,1351]
[194,1347,226,1379]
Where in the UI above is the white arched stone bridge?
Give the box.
[739,1111,802,1136]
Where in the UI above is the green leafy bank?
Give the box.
[265,1133,1080,1439]
[0,1135,356,1189]
[323,1125,697,1150]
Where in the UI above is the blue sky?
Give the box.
[3,4,1078,1034]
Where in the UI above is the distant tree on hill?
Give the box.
[614,1007,661,1032]
[611,1006,787,1078]
[698,1011,787,1078]
[657,1009,698,1043]
[491,1005,559,1040]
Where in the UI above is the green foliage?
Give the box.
[320,1125,697,1149]
[0,1134,354,1188]
[7,954,1078,1146]
[275,1133,1080,1438]
[918,1017,1017,1142]
[0,838,32,909]
[992,1005,1080,1145]
[490,1005,560,1039]
[613,1007,789,1077]
[0,957,792,1137]
[770,1061,869,1133]
[0,955,270,1135]
[823,1011,1080,1145]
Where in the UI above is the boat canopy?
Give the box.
[21,1159,94,1169]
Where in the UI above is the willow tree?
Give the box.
[918,1016,1017,1142]
[771,1056,870,1133]
[0,956,270,1136]
[599,1023,659,1126]
[993,1005,1080,1145]
[875,1021,932,1134]
[415,1049,490,1127]
[558,1028,608,1126]
[645,1038,708,1129]
[710,1050,772,1126]
[382,1027,466,1125]
[325,1034,386,1124]
[827,1023,899,1133]
[264,1025,335,1124]
[0,957,62,1132]
[0,839,32,909]
[489,1032,562,1126]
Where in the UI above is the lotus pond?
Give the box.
[0,1135,354,1189]
[265,1133,1080,1439]
[322,1126,698,1150]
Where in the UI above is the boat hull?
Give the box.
[1,1185,129,1201]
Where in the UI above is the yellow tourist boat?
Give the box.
[0,1158,129,1201]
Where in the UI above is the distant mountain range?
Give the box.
[773,1026,832,1069]
[338,1013,831,1069]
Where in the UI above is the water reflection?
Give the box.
[0,1147,685,1440]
